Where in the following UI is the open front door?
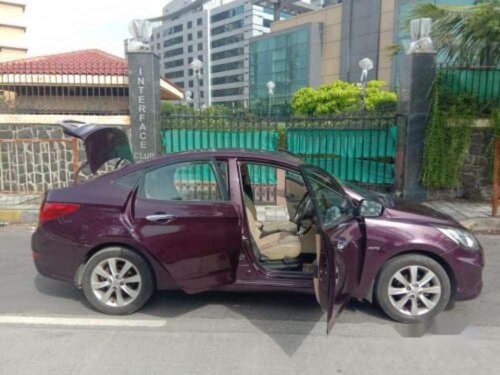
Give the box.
[302,165,361,334]
[313,232,337,333]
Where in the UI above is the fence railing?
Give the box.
[0,138,78,193]
[438,65,500,111]
[0,60,129,115]
[162,113,399,188]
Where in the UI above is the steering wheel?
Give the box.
[293,193,314,236]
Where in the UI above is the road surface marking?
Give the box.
[0,315,166,328]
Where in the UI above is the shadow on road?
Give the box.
[33,274,391,356]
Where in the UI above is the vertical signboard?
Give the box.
[127,52,162,161]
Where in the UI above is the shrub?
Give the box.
[291,80,397,116]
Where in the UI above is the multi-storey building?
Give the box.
[0,0,27,62]
[151,0,295,108]
[249,0,478,115]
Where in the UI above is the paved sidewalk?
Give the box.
[0,194,40,224]
[424,200,500,233]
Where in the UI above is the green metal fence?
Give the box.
[439,65,500,109]
[162,113,399,187]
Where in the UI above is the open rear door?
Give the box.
[313,232,337,334]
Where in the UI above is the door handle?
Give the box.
[145,213,175,222]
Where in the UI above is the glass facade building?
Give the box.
[249,23,322,115]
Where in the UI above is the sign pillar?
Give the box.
[127,51,162,161]
[397,52,436,201]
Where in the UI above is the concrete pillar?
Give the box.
[397,52,436,201]
[127,51,162,162]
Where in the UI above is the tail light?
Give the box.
[39,202,80,223]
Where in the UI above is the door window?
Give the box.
[302,166,352,227]
[139,161,225,202]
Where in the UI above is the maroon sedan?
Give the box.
[32,126,483,332]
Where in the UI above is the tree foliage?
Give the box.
[409,1,500,65]
[291,80,397,116]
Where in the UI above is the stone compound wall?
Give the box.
[0,123,130,193]
[428,127,493,201]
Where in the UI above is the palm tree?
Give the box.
[408,1,499,66]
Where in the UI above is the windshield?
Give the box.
[302,166,352,227]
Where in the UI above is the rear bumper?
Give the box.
[31,225,79,283]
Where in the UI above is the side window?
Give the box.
[139,161,224,202]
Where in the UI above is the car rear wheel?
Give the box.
[82,247,154,315]
[375,254,451,324]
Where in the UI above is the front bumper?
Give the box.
[451,245,484,301]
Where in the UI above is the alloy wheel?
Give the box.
[387,265,442,316]
[90,257,142,307]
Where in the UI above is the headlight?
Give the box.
[436,226,479,250]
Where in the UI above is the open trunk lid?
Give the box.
[59,120,134,174]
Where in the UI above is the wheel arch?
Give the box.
[365,249,457,305]
[74,242,175,290]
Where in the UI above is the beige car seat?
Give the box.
[242,194,301,260]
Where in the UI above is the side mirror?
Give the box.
[355,199,384,218]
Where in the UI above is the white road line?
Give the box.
[0,315,166,328]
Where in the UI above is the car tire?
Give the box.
[81,247,154,315]
[375,254,451,324]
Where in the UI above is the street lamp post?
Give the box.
[184,90,193,107]
[358,57,374,113]
[190,58,203,110]
[266,80,275,117]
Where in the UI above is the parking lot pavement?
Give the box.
[1,225,499,375]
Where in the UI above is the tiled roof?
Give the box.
[0,49,128,75]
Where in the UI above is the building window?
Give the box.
[165,24,183,36]
[188,45,193,53]
[212,87,244,97]
[197,30,202,39]
[164,36,183,47]
[189,80,194,88]
[212,74,244,85]
[164,59,184,69]
[263,19,272,28]
[187,21,192,29]
[188,56,193,64]
[197,18,202,26]
[188,33,193,41]
[163,47,184,58]
[211,47,244,61]
[211,60,244,73]
[165,71,184,79]
[197,43,203,51]
[211,5,244,23]
[211,34,244,49]
[211,20,243,36]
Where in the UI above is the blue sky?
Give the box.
[25,0,164,58]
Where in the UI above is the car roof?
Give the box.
[133,149,304,170]
[104,149,305,180]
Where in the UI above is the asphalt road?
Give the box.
[0,224,499,375]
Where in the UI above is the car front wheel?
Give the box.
[375,254,451,324]
[81,247,154,315]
